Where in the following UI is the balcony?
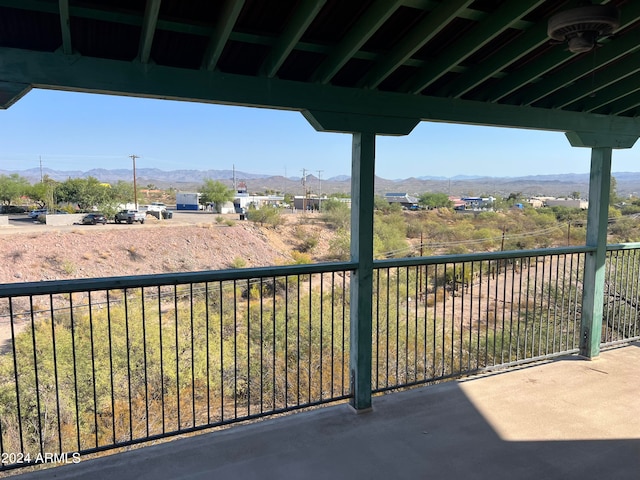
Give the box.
[13,341,640,479]
[1,245,638,477]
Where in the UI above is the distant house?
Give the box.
[544,198,588,209]
[460,196,495,210]
[384,193,419,209]
[448,197,467,210]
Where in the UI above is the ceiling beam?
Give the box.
[201,0,245,72]
[137,0,162,64]
[2,46,640,138]
[261,0,326,78]
[311,0,403,84]
[403,0,545,94]
[547,54,640,110]
[600,91,640,116]
[437,21,548,98]
[58,0,72,55]
[576,72,640,113]
[358,0,474,89]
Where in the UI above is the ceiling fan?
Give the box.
[547,2,620,53]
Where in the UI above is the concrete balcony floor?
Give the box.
[15,342,640,480]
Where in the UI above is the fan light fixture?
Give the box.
[548,3,620,53]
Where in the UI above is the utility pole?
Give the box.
[233,164,237,192]
[301,168,307,211]
[130,154,139,210]
[317,169,323,212]
[39,156,43,183]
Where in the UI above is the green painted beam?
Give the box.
[312,0,402,84]
[475,48,573,103]
[201,0,245,71]
[302,110,419,135]
[565,131,638,149]
[0,0,438,73]
[403,0,545,94]
[58,0,72,55]
[402,0,530,27]
[137,0,162,64]
[438,21,548,98]
[578,71,640,113]
[0,81,31,109]
[595,90,640,116]
[349,132,375,410]
[3,46,640,136]
[551,57,640,110]
[359,0,474,89]
[579,147,612,358]
[261,0,325,78]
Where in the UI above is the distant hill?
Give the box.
[3,168,640,198]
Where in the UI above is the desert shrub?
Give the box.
[293,226,319,253]
[246,206,284,227]
[230,256,247,268]
[290,251,312,264]
[320,198,350,230]
[374,212,408,258]
[328,228,350,261]
[405,218,425,239]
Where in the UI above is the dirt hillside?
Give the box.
[0,215,334,284]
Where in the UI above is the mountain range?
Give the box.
[4,167,640,198]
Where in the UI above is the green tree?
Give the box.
[418,192,452,209]
[0,173,30,207]
[199,179,234,213]
[55,177,112,211]
[610,175,619,205]
[27,175,58,209]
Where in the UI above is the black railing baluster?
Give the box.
[87,293,98,448]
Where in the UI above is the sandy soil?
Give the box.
[0,213,332,284]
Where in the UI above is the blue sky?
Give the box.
[1,88,639,180]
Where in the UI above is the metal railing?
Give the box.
[372,247,589,392]
[0,264,353,469]
[604,244,640,346]
[0,244,639,470]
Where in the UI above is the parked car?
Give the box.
[28,209,48,218]
[115,210,145,224]
[81,213,107,225]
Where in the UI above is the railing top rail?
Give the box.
[0,261,357,298]
[374,245,595,269]
[606,242,640,251]
[4,241,637,298]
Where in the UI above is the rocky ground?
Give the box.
[0,213,335,285]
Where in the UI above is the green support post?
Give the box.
[580,147,612,358]
[349,132,375,410]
